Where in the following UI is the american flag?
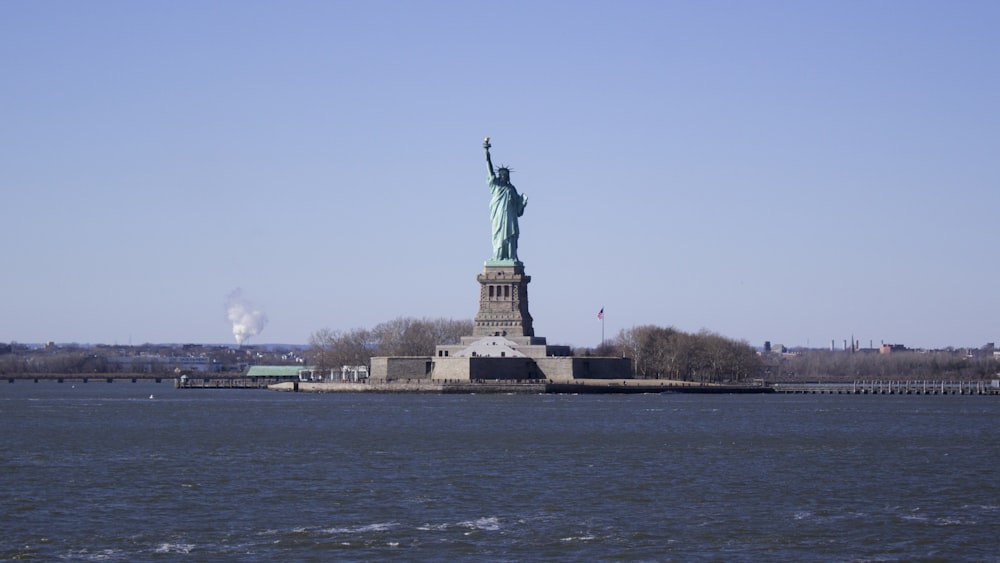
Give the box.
[597,308,604,320]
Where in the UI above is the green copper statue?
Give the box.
[484,137,528,263]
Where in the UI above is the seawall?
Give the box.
[269,379,774,394]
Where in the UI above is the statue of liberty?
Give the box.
[483,137,528,263]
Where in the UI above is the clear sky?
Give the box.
[2,1,997,350]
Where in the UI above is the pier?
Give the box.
[174,376,281,389]
[6,374,166,384]
[771,380,999,395]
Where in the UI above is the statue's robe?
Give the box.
[488,176,527,262]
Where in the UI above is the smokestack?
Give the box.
[226,289,268,346]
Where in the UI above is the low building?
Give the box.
[339,365,369,382]
[372,335,630,382]
[246,365,316,383]
[880,344,907,354]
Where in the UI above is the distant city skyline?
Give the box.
[2,2,997,350]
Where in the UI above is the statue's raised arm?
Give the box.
[484,137,496,178]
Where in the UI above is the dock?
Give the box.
[174,376,280,389]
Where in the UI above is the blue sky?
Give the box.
[2,1,997,349]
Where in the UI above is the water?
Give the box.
[2,383,998,561]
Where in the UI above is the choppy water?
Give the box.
[1,383,998,561]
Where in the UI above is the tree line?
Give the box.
[603,325,761,383]
[8,321,994,383]
[769,349,1000,381]
[308,317,473,374]
[0,348,113,375]
[308,319,762,384]
[0,343,295,376]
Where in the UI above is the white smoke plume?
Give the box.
[225,288,268,346]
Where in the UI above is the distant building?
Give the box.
[880,344,907,354]
[339,365,369,382]
[246,365,315,383]
[245,365,369,382]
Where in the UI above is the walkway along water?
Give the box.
[771,380,999,395]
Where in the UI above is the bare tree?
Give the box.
[613,324,761,382]
[309,327,374,374]
[310,317,473,372]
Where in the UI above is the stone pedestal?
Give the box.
[473,262,534,337]
[372,260,632,382]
